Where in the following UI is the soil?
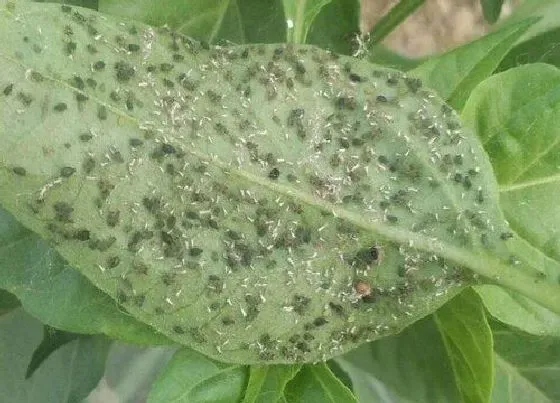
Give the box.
[361,0,518,57]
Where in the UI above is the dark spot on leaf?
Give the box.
[12,166,26,176]
[115,61,135,82]
[60,166,76,177]
[93,60,105,71]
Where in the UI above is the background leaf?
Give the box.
[26,326,80,378]
[282,363,357,402]
[242,364,302,403]
[481,0,504,24]
[335,315,461,403]
[434,288,494,403]
[99,0,286,44]
[462,63,560,334]
[147,348,248,403]
[0,207,169,344]
[305,0,360,54]
[0,308,110,403]
[492,320,560,402]
[497,0,560,70]
[282,0,331,44]
[0,288,20,314]
[411,18,536,110]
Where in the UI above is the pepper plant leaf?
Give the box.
[0,2,557,365]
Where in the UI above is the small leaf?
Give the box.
[335,315,461,403]
[282,0,332,44]
[26,326,80,379]
[0,207,170,345]
[305,0,360,55]
[462,63,560,331]
[481,0,504,24]
[242,364,302,403]
[412,18,536,110]
[0,308,110,403]
[434,288,494,403]
[492,321,560,402]
[147,348,248,403]
[99,0,286,44]
[283,363,357,402]
[0,2,556,365]
[0,288,20,314]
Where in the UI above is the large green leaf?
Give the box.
[242,364,302,403]
[0,2,557,365]
[99,0,286,44]
[282,363,357,402]
[434,288,494,403]
[147,348,248,403]
[462,63,560,333]
[0,308,110,403]
[335,315,461,403]
[492,321,560,402]
[412,18,536,110]
[0,207,169,344]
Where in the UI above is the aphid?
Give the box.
[354,280,372,297]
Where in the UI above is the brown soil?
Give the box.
[361,0,518,57]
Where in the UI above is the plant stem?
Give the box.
[367,0,426,46]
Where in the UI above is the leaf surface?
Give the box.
[434,288,494,403]
[242,364,302,403]
[462,63,560,333]
[0,2,553,364]
[147,348,248,403]
[412,18,536,110]
[0,308,110,403]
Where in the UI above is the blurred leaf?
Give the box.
[99,0,286,43]
[0,207,170,345]
[434,288,493,403]
[367,44,422,71]
[242,364,302,403]
[282,0,331,44]
[462,63,560,335]
[26,326,80,379]
[0,308,110,403]
[0,288,20,314]
[147,348,248,403]
[326,360,353,393]
[34,0,98,9]
[412,18,536,110]
[336,316,460,403]
[305,0,360,54]
[481,0,504,24]
[282,363,357,402]
[498,26,560,70]
[368,0,425,45]
[492,322,560,402]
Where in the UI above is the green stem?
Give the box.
[367,0,426,46]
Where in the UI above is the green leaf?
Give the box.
[305,0,360,55]
[34,0,98,10]
[99,0,286,44]
[147,348,248,403]
[492,322,560,402]
[26,326,80,378]
[0,308,110,403]
[481,0,504,24]
[0,288,20,314]
[0,2,558,365]
[434,288,494,403]
[336,316,461,403]
[498,26,560,70]
[242,364,302,403]
[462,63,560,333]
[282,363,357,402]
[411,18,536,110]
[367,44,422,71]
[282,0,331,44]
[0,207,170,345]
